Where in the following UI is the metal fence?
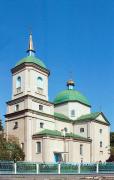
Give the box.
[0,161,114,174]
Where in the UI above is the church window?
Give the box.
[37,77,43,89]
[16,76,21,92]
[15,104,19,111]
[80,144,83,155]
[100,141,103,147]
[71,110,75,117]
[80,128,84,133]
[36,142,41,153]
[64,127,68,132]
[39,105,43,111]
[100,129,102,134]
[14,121,18,129]
[40,122,44,128]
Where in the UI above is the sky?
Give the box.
[0,0,114,130]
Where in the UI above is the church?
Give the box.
[5,33,110,163]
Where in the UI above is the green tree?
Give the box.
[107,132,114,162]
[0,117,3,131]
[0,134,25,161]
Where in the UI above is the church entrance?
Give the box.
[54,153,62,162]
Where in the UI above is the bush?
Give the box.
[0,134,25,161]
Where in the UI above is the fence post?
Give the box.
[96,163,99,174]
[58,163,61,174]
[36,163,39,174]
[14,163,17,174]
[78,163,80,174]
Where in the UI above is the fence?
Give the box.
[0,161,114,174]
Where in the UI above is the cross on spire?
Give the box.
[27,32,36,56]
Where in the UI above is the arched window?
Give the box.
[37,77,43,89]
[71,110,75,117]
[100,141,102,147]
[16,76,21,89]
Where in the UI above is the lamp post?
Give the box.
[61,129,66,162]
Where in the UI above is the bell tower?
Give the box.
[11,33,50,101]
[5,33,54,161]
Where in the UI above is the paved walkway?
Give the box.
[0,174,114,180]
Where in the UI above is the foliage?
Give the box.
[110,132,114,147]
[0,134,25,161]
[0,117,3,131]
[106,132,114,162]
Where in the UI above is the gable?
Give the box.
[74,112,110,125]
[95,113,110,125]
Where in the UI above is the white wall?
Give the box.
[69,102,90,119]
[12,66,49,101]
[32,137,91,163]
[32,101,54,115]
[32,117,55,134]
[74,123,89,138]
[70,141,91,163]
[54,103,69,117]
[55,102,90,120]
[89,121,110,162]
[55,120,73,133]
[5,118,25,146]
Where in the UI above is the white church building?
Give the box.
[5,33,110,163]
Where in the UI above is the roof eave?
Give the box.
[11,62,50,76]
[54,100,91,108]
[32,134,91,142]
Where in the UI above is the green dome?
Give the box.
[16,56,46,68]
[54,89,90,106]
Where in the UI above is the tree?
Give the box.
[0,116,3,131]
[0,134,25,161]
[106,132,114,162]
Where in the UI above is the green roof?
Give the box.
[16,56,46,69]
[54,89,90,106]
[54,112,72,123]
[65,132,90,140]
[77,112,100,121]
[74,112,110,125]
[33,129,91,141]
[54,112,69,119]
[34,129,62,137]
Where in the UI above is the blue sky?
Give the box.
[0,0,114,130]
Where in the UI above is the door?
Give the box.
[54,153,62,162]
